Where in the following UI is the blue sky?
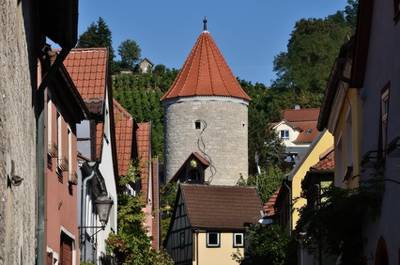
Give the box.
[78,0,348,86]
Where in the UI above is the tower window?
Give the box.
[195,120,201,130]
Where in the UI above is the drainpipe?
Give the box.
[35,59,45,265]
[195,230,199,265]
[36,46,71,265]
[283,180,292,235]
[80,163,96,261]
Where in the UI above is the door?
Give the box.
[375,237,388,265]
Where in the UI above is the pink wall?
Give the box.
[45,99,80,264]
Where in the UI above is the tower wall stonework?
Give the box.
[164,97,248,185]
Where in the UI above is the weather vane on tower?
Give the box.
[203,16,208,31]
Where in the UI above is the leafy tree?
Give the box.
[272,12,352,106]
[78,17,115,61]
[159,182,178,241]
[240,80,285,174]
[297,182,383,265]
[113,69,178,159]
[247,167,285,203]
[106,162,174,265]
[153,64,167,76]
[344,0,359,28]
[118,39,142,70]
[233,224,297,265]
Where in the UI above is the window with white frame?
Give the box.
[280,130,289,139]
[77,120,91,159]
[68,127,72,178]
[47,99,52,147]
[206,232,220,247]
[233,233,244,247]
[57,112,62,167]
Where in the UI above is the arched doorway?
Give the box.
[375,237,389,265]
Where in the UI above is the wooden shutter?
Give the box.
[46,252,53,265]
[60,234,73,265]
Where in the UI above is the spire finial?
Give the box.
[203,16,208,31]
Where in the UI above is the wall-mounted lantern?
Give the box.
[79,195,113,240]
[95,195,114,228]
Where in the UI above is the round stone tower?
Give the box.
[162,26,250,186]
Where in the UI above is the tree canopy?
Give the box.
[272,13,351,107]
[118,39,142,70]
[78,17,115,61]
[106,163,174,265]
[112,69,179,159]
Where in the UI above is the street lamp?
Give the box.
[79,195,113,242]
[95,195,114,228]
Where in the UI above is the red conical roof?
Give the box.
[161,32,250,101]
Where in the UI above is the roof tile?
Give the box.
[137,122,151,199]
[64,48,108,101]
[113,99,134,176]
[181,184,262,229]
[161,32,250,101]
[281,108,320,144]
[263,187,281,217]
[311,148,335,171]
[283,108,320,122]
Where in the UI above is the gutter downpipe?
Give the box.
[81,164,96,261]
[283,179,292,236]
[36,47,71,265]
[195,230,199,265]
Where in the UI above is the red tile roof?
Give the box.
[161,32,250,101]
[113,99,134,177]
[263,187,281,217]
[64,48,108,101]
[283,108,320,122]
[136,122,151,198]
[311,148,335,171]
[180,184,262,229]
[281,108,320,144]
[292,121,319,144]
[64,48,110,162]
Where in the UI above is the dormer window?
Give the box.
[280,130,289,140]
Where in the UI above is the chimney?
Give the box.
[294,105,301,110]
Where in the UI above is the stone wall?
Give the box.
[0,0,38,264]
[164,97,248,185]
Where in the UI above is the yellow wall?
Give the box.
[291,130,334,229]
[193,232,243,265]
[333,88,362,189]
